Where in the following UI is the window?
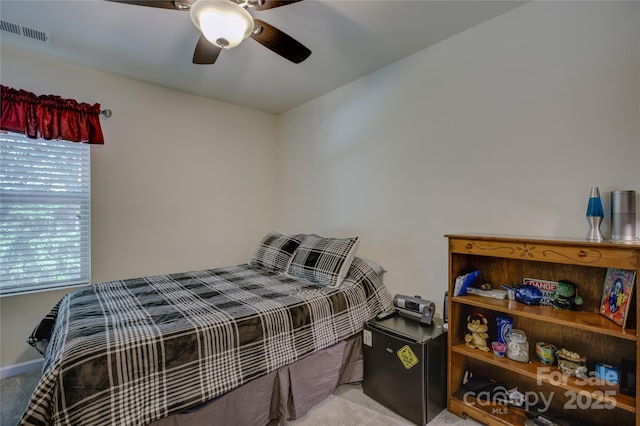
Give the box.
[1,132,91,296]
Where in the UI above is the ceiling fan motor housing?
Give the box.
[190,0,254,49]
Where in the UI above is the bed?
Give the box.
[20,232,393,426]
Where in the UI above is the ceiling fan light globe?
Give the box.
[190,0,254,49]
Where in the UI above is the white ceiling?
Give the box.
[0,0,525,114]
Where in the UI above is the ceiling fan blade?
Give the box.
[103,0,180,10]
[253,0,303,11]
[251,19,311,64]
[193,34,222,64]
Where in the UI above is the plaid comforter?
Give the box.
[21,257,392,426]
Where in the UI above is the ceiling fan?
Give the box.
[105,0,311,65]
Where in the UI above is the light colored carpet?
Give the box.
[290,383,478,426]
[1,371,479,426]
[290,392,411,426]
[1,369,40,426]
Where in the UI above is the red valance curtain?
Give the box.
[1,85,104,144]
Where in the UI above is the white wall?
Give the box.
[276,1,640,301]
[0,47,278,369]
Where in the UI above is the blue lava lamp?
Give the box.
[586,187,604,241]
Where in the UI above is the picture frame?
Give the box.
[600,268,636,327]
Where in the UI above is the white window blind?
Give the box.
[0,132,91,296]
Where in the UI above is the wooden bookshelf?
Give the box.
[446,234,640,426]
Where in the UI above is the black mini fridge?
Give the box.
[362,315,447,425]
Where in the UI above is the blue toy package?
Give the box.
[496,315,513,344]
[514,284,542,305]
[595,362,620,385]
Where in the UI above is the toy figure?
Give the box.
[557,348,588,379]
[551,280,583,310]
[465,313,490,352]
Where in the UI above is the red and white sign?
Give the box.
[522,278,558,305]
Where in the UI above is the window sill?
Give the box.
[0,283,90,298]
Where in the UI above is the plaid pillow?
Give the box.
[249,232,303,272]
[287,234,360,287]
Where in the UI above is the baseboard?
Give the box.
[0,359,43,379]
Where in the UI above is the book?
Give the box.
[522,278,558,306]
[600,268,636,327]
[465,287,507,300]
[453,270,480,297]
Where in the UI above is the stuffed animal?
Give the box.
[465,313,490,352]
[551,280,583,310]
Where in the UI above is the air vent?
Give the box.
[0,20,51,45]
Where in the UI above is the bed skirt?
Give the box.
[149,333,363,426]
